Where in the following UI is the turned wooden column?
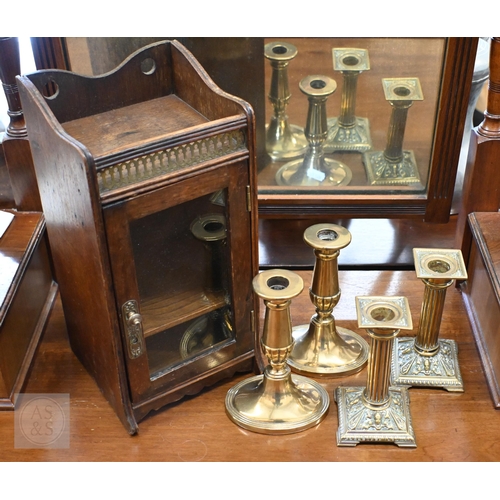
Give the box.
[457,37,500,263]
[0,37,42,211]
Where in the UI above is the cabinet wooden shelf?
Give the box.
[141,287,226,337]
[18,40,259,433]
[61,94,244,163]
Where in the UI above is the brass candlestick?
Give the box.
[265,41,308,161]
[363,77,423,185]
[276,75,352,187]
[325,48,372,153]
[288,224,369,376]
[190,213,228,294]
[391,248,467,391]
[335,296,416,447]
[183,213,232,358]
[225,269,330,434]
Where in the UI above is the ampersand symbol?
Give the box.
[30,421,43,436]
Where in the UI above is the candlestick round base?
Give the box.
[275,157,352,187]
[225,368,329,435]
[288,324,369,376]
[266,122,308,161]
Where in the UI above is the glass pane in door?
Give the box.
[128,189,233,380]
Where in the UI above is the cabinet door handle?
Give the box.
[122,300,145,359]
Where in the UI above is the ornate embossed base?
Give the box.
[391,337,464,391]
[335,386,416,447]
[325,116,372,153]
[363,149,422,186]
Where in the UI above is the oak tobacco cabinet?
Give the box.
[17,40,259,434]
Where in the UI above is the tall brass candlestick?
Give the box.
[363,77,423,185]
[335,296,416,447]
[391,248,467,391]
[225,269,329,434]
[288,224,368,376]
[265,41,308,161]
[276,75,352,187]
[325,48,372,153]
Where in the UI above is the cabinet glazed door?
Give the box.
[104,161,255,404]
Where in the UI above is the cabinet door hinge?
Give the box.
[251,310,255,334]
[246,185,252,212]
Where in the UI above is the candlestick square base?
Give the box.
[391,337,464,392]
[325,116,372,153]
[334,385,416,447]
[362,150,422,186]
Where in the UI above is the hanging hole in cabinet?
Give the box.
[42,78,59,100]
[141,57,156,75]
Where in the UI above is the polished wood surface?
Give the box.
[259,216,458,269]
[0,269,498,461]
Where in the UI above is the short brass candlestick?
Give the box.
[225,269,330,434]
[363,77,423,185]
[335,296,416,447]
[265,41,308,161]
[325,48,372,153]
[183,213,232,358]
[391,248,467,391]
[276,75,352,187]
[190,213,227,293]
[288,224,369,376]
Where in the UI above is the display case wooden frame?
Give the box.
[17,40,259,434]
[31,37,478,224]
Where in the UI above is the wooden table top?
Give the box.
[0,269,498,462]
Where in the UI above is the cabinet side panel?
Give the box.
[463,242,500,406]
[17,76,138,433]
